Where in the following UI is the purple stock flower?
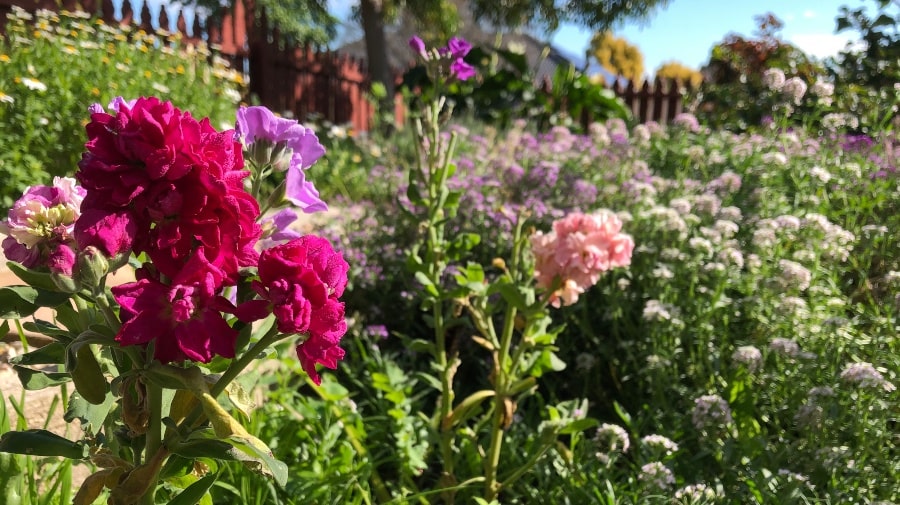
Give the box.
[409,35,427,59]
[450,58,476,81]
[259,208,303,247]
[236,105,327,213]
[446,37,472,59]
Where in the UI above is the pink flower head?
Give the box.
[77,96,261,288]
[231,236,349,384]
[0,177,85,270]
[236,105,327,213]
[531,211,634,307]
[112,262,237,363]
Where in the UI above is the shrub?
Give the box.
[0,6,245,210]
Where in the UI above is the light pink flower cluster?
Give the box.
[531,211,634,307]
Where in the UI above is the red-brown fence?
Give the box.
[1,0,691,130]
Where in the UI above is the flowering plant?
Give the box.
[398,36,635,503]
[0,97,348,504]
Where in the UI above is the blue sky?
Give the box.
[550,0,861,76]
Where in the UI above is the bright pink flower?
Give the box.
[531,211,634,307]
[76,97,261,287]
[231,236,349,384]
[112,261,237,363]
[74,208,137,257]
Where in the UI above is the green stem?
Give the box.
[139,380,163,505]
[483,302,516,501]
[211,325,281,397]
[484,217,527,501]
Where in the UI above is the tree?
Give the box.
[591,32,644,83]
[183,0,337,45]
[655,60,702,87]
[467,0,670,33]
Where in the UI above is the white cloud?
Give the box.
[803,10,816,18]
[789,33,860,59]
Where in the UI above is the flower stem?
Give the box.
[211,325,281,397]
[484,217,526,501]
[138,377,163,505]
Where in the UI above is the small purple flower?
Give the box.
[236,106,327,213]
[445,37,472,59]
[259,208,303,247]
[450,58,476,81]
[409,35,427,59]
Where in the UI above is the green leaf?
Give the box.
[64,390,115,436]
[168,473,217,505]
[559,417,600,435]
[22,320,73,341]
[0,429,87,459]
[9,342,66,366]
[5,261,63,291]
[414,271,439,297]
[170,429,288,487]
[13,365,71,390]
[0,286,71,318]
[613,401,633,429]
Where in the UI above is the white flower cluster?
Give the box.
[840,362,896,392]
[778,259,812,291]
[640,434,679,455]
[594,423,630,454]
[674,483,718,501]
[638,461,675,491]
[692,394,733,430]
[731,345,762,372]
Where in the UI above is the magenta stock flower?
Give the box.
[0,176,85,271]
[236,105,327,213]
[231,236,349,384]
[112,254,237,363]
[531,211,634,307]
[77,96,261,287]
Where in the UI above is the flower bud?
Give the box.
[50,271,80,293]
[247,139,293,173]
[77,246,110,288]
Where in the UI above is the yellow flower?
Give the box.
[90,87,100,96]
[143,70,152,79]
[175,65,185,74]
[101,57,110,64]
[0,54,10,62]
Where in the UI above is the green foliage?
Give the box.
[468,0,670,32]
[697,13,824,130]
[0,7,245,210]
[832,0,900,90]
[400,44,630,131]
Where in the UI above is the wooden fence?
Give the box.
[1,0,691,130]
